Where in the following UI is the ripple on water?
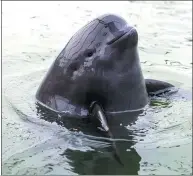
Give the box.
[2,1,192,175]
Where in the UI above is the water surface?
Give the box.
[2,1,192,175]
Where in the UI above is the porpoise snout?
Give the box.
[107,27,138,48]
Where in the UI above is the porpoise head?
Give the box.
[36,14,148,116]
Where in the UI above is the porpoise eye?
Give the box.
[87,52,93,57]
[84,48,96,57]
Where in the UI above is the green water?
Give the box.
[2,1,192,175]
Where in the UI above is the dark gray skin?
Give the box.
[36,14,175,165]
[36,14,174,116]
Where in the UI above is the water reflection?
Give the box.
[64,144,140,175]
[36,103,143,175]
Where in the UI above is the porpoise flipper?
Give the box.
[89,101,124,166]
[145,79,176,96]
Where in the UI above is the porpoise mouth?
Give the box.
[107,27,136,45]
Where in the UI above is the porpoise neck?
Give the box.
[94,28,148,113]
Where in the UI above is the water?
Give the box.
[2,1,192,175]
